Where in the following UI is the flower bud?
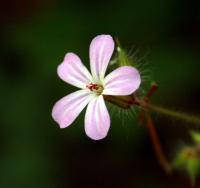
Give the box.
[115,38,135,67]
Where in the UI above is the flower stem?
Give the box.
[145,103,200,126]
[104,94,200,126]
[145,112,172,173]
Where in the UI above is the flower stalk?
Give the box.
[144,103,200,126]
[145,112,172,173]
[104,95,200,126]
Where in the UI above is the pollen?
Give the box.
[86,83,104,95]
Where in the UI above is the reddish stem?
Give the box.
[145,112,172,173]
[145,83,158,102]
[138,83,158,124]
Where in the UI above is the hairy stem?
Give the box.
[145,103,200,126]
[104,94,200,126]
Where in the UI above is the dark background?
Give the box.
[1,0,200,187]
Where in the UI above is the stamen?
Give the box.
[86,83,103,95]
[86,83,98,91]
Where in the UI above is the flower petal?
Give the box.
[85,95,110,140]
[52,90,95,128]
[57,53,93,88]
[89,35,114,82]
[103,66,141,96]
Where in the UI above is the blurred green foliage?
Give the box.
[173,131,200,186]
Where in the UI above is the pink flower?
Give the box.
[52,35,141,140]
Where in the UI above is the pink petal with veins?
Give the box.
[52,90,95,128]
[89,35,114,81]
[103,66,141,96]
[57,53,93,88]
[85,95,110,140]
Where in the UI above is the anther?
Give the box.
[86,83,103,95]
